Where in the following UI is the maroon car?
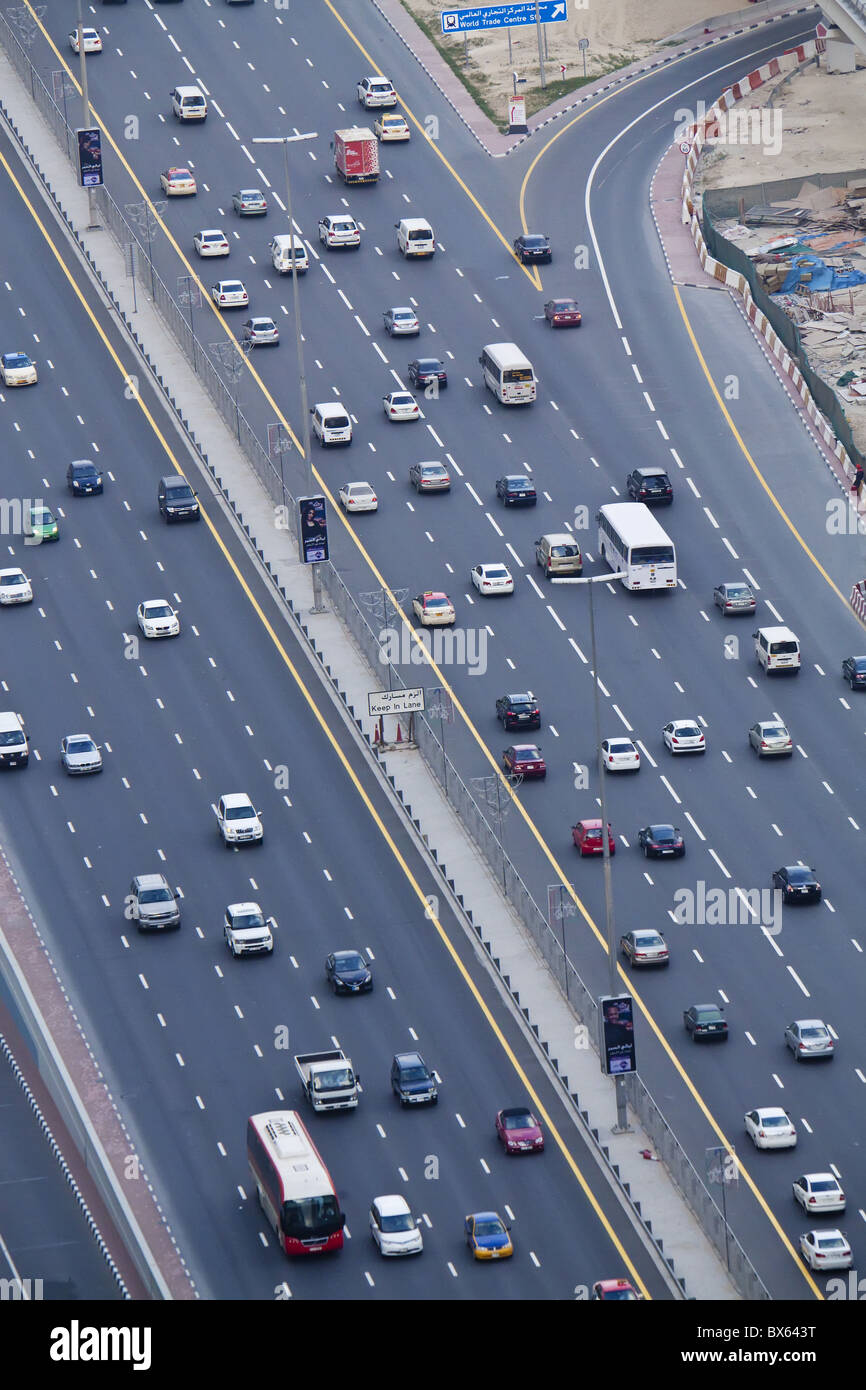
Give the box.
[495,1107,544,1154]
[503,744,546,779]
[572,819,615,856]
[544,297,581,328]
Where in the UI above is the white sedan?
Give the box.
[792,1173,846,1214]
[0,568,33,605]
[601,737,640,772]
[471,563,514,596]
[211,280,248,308]
[799,1229,852,1271]
[193,229,230,258]
[662,719,706,754]
[69,28,102,54]
[137,599,180,639]
[1,351,37,386]
[339,482,378,513]
[744,1107,797,1150]
[160,167,197,197]
[374,112,410,142]
[383,391,420,422]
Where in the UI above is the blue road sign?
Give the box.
[441,3,567,35]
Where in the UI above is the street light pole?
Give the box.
[553,570,630,1133]
[252,132,325,613]
[75,0,100,229]
[534,0,547,89]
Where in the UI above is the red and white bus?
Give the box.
[247,1110,345,1255]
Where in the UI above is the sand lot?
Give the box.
[401,0,758,113]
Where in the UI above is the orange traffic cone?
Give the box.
[396,721,403,744]
[373,723,380,744]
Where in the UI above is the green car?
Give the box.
[28,503,59,542]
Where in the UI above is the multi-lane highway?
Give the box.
[0,108,672,1299]
[6,0,862,1300]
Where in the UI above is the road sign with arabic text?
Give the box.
[441,3,567,34]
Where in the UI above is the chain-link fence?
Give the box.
[0,11,767,1297]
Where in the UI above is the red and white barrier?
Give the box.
[851,581,866,623]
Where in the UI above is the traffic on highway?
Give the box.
[0,0,859,1310]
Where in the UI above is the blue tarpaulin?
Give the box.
[778,254,866,294]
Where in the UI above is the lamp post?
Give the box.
[252,132,325,613]
[75,0,100,229]
[534,0,546,89]
[553,569,631,1134]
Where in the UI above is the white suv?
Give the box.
[357,76,396,108]
[224,902,275,957]
[318,214,360,249]
[215,793,263,846]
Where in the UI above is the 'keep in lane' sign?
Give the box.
[441,3,567,34]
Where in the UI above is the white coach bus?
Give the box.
[597,502,677,591]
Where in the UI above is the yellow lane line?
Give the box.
[513,48,825,1293]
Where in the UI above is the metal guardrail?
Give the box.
[0,10,768,1299]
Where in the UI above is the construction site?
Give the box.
[694,39,866,457]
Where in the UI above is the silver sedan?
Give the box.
[785,1019,835,1061]
[60,734,103,775]
[749,720,793,756]
[383,306,420,336]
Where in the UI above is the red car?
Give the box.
[502,744,546,779]
[544,297,581,328]
[592,1278,641,1301]
[572,819,615,856]
[495,1107,544,1154]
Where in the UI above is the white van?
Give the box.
[170,85,208,121]
[395,217,435,257]
[269,234,308,274]
[753,625,800,673]
[311,402,352,447]
[0,711,29,768]
[479,342,537,404]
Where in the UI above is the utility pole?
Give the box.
[75,0,100,229]
[252,133,325,613]
[553,570,631,1134]
[534,0,546,89]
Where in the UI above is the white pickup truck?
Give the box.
[294,1049,360,1112]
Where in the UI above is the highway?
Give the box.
[10,0,862,1299]
[0,109,669,1301]
[0,1043,124,1300]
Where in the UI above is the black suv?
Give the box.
[159,475,200,522]
[626,467,673,505]
[496,693,540,731]
[391,1052,438,1106]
